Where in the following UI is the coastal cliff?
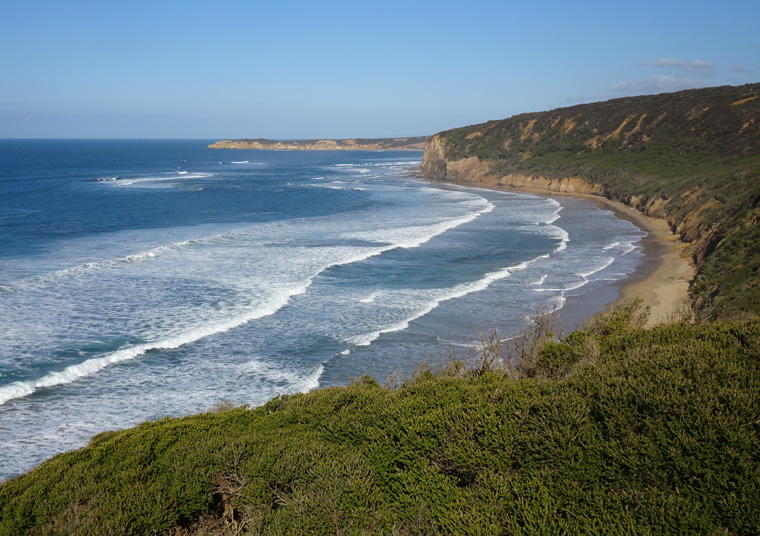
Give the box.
[209,136,428,151]
[2,85,760,535]
[421,83,760,319]
[422,136,603,195]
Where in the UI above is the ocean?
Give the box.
[0,139,645,480]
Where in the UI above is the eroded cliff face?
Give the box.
[421,135,603,196]
[421,128,740,313]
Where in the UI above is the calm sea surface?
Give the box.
[0,139,645,480]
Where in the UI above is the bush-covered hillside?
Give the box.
[423,83,760,320]
[1,304,759,535]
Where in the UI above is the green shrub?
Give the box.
[2,313,759,534]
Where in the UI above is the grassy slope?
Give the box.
[432,83,760,319]
[1,306,759,535]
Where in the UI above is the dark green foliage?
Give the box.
[442,85,760,165]
[2,313,759,535]
[531,339,582,379]
[695,218,760,319]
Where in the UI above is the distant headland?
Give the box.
[208,136,428,151]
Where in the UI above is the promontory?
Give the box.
[208,136,428,151]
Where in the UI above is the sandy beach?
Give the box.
[585,196,696,326]
[461,182,696,330]
[543,194,695,329]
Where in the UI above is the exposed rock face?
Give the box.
[421,135,602,196]
[209,137,428,151]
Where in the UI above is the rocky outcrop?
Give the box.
[421,135,602,196]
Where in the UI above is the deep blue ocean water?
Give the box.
[0,139,645,480]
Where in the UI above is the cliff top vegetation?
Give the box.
[2,303,758,535]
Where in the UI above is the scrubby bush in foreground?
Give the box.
[1,304,759,535]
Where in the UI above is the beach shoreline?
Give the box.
[556,193,695,329]
[425,178,696,330]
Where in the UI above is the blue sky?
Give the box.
[1,0,757,139]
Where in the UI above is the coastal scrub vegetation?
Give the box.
[428,83,760,320]
[1,302,759,534]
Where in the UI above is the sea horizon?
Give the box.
[0,139,645,480]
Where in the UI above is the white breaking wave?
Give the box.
[534,256,617,299]
[359,292,381,304]
[307,184,346,190]
[0,194,496,405]
[543,198,563,225]
[619,241,639,255]
[110,172,215,186]
[0,281,312,405]
[577,257,615,279]
[1,191,491,292]
[0,226,258,291]
[530,274,548,286]
[343,199,494,249]
[240,361,324,394]
[549,226,570,253]
[332,165,371,174]
[347,259,534,349]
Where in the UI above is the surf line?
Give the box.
[0,201,497,405]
